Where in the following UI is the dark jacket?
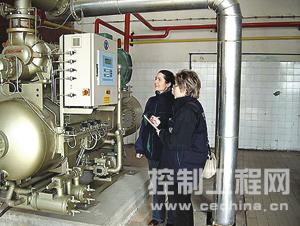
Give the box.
[159,96,209,172]
[135,90,174,160]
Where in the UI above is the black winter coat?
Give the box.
[135,90,174,160]
[159,96,209,172]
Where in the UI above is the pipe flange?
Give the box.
[48,0,69,17]
[7,13,35,20]
[69,0,83,21]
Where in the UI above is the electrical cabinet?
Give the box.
[60,33,117,108]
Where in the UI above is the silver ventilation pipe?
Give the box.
[72,0,208,17]
[30,0,61,11]
[31,0,208,19]
[211,1,242,225]
[32,0,242,225]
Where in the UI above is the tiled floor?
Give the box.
[237,150,300,226]
[124,145,300,226]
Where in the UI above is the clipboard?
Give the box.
[143,115,159,130]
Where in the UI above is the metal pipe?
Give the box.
[7,197,25,206]
[107,129,123,173]
[95,15,300,42]
[133,12,217,31]
[117,65,122,132]
[103,139,115,145]
[31,0,70,14]
[129,35,300,44]
[94,18,125,36]
[5,181,26,206]
[108,65,123,173]
[242,21,300,28]
[211,1,241,225]
[133,13,300,31]
[131,30,170,39]
[94,18,170,40]
[132,13,158,30]
[73,0,208,17]
[33,0,208,21]
[14,188,32,194]
[42,20,84,33]
[15,0,31,9]
[37,0,242,224]
[124,13,130,52]
[31,0,61,11]
[117,38,122,48]
[6,182,15,201]
[190,52,300,56]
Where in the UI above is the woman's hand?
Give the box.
[156,129,160,136]
[136,153,144,158]
[150,116,161,127]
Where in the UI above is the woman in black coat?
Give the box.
[151,70,209,226]
[135,70,175,226]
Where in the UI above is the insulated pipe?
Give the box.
[212,1,241,225]
[32,0,208,18]
[74,0,208,17]
[36,0,242,225]
[31,0,61,11]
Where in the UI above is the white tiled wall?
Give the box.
[237,62,300,151]
[125,61,300,151]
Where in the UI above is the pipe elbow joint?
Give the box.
[208,0,241,16]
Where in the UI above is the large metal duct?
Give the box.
[32,0,242,225]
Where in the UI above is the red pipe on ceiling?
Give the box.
[94,14,300,52]
[94,16,171,51]
[94,18,170,40]
[94,18,125,36]
[124,13,131,52]
[132,30,170,39]
[242,21,300,28]
[133,13,300,31]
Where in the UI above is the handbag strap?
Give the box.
[207,143,212,159]
[208,143,217,160]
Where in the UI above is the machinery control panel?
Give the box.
[60,33,117,108]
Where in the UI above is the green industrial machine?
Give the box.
[0,0,142,216]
